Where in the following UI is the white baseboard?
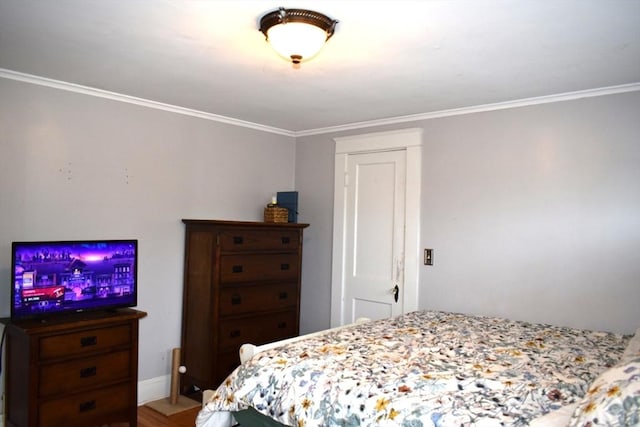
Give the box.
[137,374,170,405]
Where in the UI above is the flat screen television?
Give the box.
[11,239,138,321]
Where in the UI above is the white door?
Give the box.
[331,128,423,327]
[342,150,406,321]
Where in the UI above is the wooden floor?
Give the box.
[137,405,200,427]
[108,405,201,427]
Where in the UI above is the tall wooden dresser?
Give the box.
[180,219,309,393]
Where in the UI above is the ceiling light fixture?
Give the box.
[259,7,338,66]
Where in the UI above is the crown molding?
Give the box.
[296,82,640,137]
[0,68,295,137]
[2,68,638,139]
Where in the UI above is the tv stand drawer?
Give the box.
[39,324,131,359]
[38,382,131,427]
[39,349,131,397]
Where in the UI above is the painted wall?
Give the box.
[1,76,638,407]
[296,91,640,335]
[0,78,297,385]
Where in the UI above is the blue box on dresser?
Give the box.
[277,191,298,223]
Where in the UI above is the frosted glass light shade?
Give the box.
[266,22,328,64]
[259,8,338,65]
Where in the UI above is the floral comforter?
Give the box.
[200,311,630,427]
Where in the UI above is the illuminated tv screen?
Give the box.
[11,239,138,321]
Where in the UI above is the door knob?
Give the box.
[392,284,399,303]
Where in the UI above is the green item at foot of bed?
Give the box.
[233,408,289,427]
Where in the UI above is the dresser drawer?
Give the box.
[39,324,131,360]
[219,282,298,316]
[38,382,131,427]
[39,350,131,397]
[218,310,297,351]
[220,253,299,283]
[219,229,300,252]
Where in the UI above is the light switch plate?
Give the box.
[424,248,433,265]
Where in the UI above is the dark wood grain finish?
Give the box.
[180,220,308,394]
[217,310,297,351]
[218,228,301,251]
[218,282,298,316]
[39,324,132,359]
[39,382,131,426]
[39,349,131,396]
[219,253,300,282]
[2,308,146,427]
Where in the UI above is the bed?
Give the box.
[196,310,639,427]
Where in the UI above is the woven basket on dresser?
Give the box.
[264,206,289,223]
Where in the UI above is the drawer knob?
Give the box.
[232,265,243,273]
[278,292,288,300]
[280,263,290,271]
[80,366,97,378]
[233,236,244,245]
[80,336,97,347]
[231,295,242,305]
[277,322,287,329]
[229,330,241,338]
[281,236,291,244]
[79,399,96,413]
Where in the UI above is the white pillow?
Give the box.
[567,357,640,427]
[622,327,640,361]
[529,403,578,427]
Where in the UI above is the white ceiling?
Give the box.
[1,0,639,134]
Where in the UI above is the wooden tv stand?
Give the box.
[1,308,147,427]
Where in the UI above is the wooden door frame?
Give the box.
[331,128,423,327]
